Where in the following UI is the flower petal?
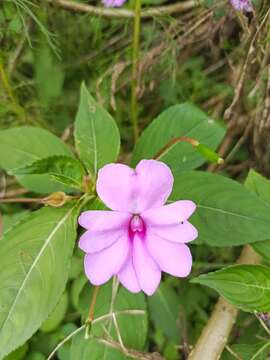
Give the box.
[96,160,173,213]
[134,160,173,212]
[78,210,130,231]
[79,228,126,253]
[149,221,198,244]
[146,232,192,277]
[96,163,136,212]
[142,200,196,225]
[117,253,141,293]
[84,235,129,286]
[133,234,161,295]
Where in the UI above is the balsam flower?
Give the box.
[102,0,127,7]
[78,160,198,295]
[230,0,253,11]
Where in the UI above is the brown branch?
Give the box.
[0,188,28,198]
[87,286,100,324]
[44,0,200,18]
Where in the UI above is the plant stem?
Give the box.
[130,0,141,143]
[0,61,25,121]
[85,285,100,338]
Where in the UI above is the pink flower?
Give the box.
[102,0,127,7]
[229,0,253,11]
[78,160,198,295]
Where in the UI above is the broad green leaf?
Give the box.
[1,211,29,238]
[131,103,225,174]
[245,169,270,261]
[74,83,120,176]
[4,343,28,360]
[40,292,68,333]
[191,264,270,312]
[171,171,270,246]
[0,127,73,193]
[0,202,79,358]
[70,280,148,359]
[148,283,180,341]
[13,156,86,190]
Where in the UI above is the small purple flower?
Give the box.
[78,160,198,296]
[230,0,253,11]
[102,0,127,7]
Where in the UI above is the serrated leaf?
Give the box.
[131,103,225,174]
[245,169,270,261]
[0,127,74,194]
[0,202,80,359]
[171,171,270,246]
[74,83,120,176]
[191,264,270,312]
[148,283,180,341]
[13,156,86,190]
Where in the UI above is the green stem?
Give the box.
[130,0,141,143]
[0,61,26,122]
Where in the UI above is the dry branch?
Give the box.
[44,0,200,18]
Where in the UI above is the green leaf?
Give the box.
[245,169,270,203]
[148,283,180,341]
[171,171,270,246]
[191,264,270,312]
[40,292,68,333]
[0,126,74,193]
[70,334,127,360]
[245,169,270,260]
[1,211,29,238]
[70,280,148,359]
[221,342,270,360]
[0,202,79,358]
[4,343,28,360]
[131,103,225,174]
[13,156,86,190]
[74,83,120,176]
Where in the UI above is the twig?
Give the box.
[96,337,166,359]
[0,188,28,198]
[85,285,100,338]
[224,8,270,121]
[0,197,42,204]
[44,0,200,18]
[224,345,243,360]
[47,309,146,360]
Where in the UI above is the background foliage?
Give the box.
[1,0,270,359]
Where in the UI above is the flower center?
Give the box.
[130,215,144,233]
